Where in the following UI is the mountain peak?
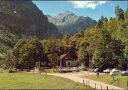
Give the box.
[64,10,74,14]
[59,10,74,15]
[48,10,97,35]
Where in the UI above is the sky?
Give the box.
[32,1,128,21]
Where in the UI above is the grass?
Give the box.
[0,72,94,89]
[86,74,128,88]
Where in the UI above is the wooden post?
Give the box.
[117,79,120,86]
[96,72,99,77]
[107,86,108,90]
[95,83,96,88]
[127,77,128,88]
[33,69,34,74]
[83,79,85,85]
[60,61,62,68]
[88,80,90,86]
[112,76,115,81]
[39,61,41,74]
[101,85,102,90]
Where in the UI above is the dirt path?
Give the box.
[48,71,125,90]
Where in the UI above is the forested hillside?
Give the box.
[0,0,60,57]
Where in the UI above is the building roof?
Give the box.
[60,54,67,60]
[60,53,74,60]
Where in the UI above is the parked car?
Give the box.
[71,67,79,72]
[103,69,111,73]
[120,71,128,76]
[90,69,94,72]
[94,68,102,72]
[110,69,121,76]
[78,65,85,70]
[58,67,72,73]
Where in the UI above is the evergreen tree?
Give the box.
[115,5,124,20]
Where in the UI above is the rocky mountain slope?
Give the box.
[47,10,97,35]
[0,0,60,55]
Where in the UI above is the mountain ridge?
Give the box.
[47,10,97,35]
[0,0,60,55]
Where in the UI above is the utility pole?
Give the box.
[127,55,128,70]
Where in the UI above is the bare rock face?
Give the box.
[0,0,60,54]
[47,10,97,35]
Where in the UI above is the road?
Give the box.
[48,71,125,90]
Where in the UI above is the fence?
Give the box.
[82,78,124,90]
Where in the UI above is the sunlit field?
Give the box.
[0,72,94,89]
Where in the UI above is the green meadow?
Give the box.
[0,72,94,89]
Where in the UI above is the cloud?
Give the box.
[70,1,107,9]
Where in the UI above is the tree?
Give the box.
[6,38,45,70]
[91,28,116,69]
[62,33,71,52]
[100,16,108,22]
[4,53,14,69]
[122,42,128,70]
[115,5,124,20]
[96,19,104,28]
[48,53,59,68]
[77,41,89,67]
[42,35,64,67]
